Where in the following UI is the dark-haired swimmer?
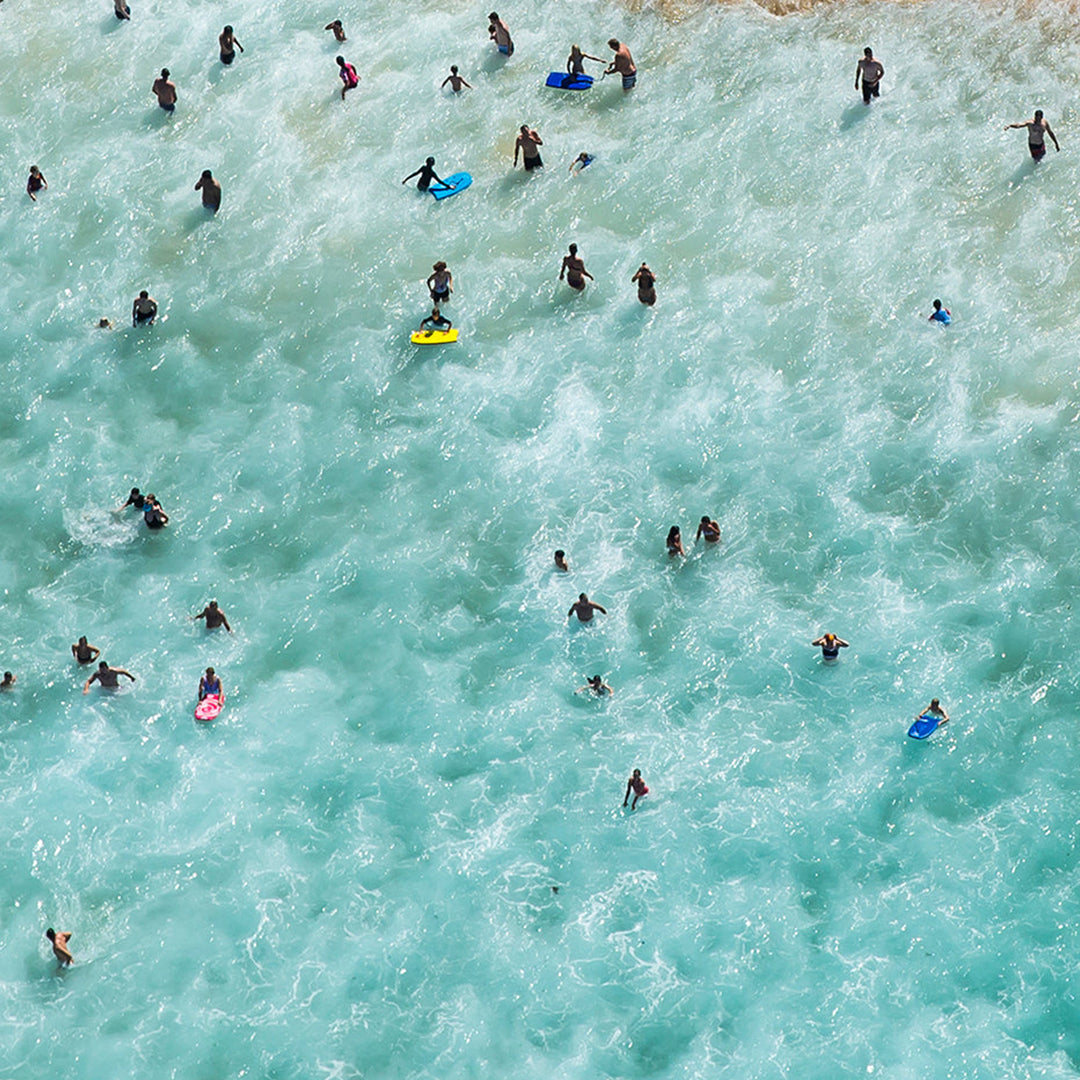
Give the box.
[26,165,48,201]
[71,637,101,664]
[606,39,636,90]
[569,152,594,176]
[568,592,606,622]
[132,291,157,325]
[114,0,130,20]
[554,549,569,571]
[219,25,243,65]
[441,65,472,92]
[623,768,648,810]
[488,12,513,56]
[666,525,685,557]
[193,600,231,631]
[199,667,223,701]
[559,244,593,291]
[195,170,221,211]
[336,55,359,100]
[83,661,136,693]
[419,307,452,332]
[855,47,883,104]
[427,262,453,303]
[143,494,168,529]
[695,515,720,543]
[151,69,177,111]
[402,158,444,192]
[324,19,346,42]
[1004,109,1059,160]
[1,672,15,691]
[577,674,613,695]
[632,262,656,306]
[514,125,543,171]
[811,633,849,661]
[46,928,73,966]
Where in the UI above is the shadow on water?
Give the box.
[179,207,215,236]
[479,51,511,75]
[207,63,225,87]
[838,101,871,132]
[1006,157,1038,189]
[101,14,128,34]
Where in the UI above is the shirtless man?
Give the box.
[606,39,636,91]
[554,549,569,571]
[219,25,243,65]
[195,170,221,211]
[514,125,543,171]
[567,45,603,76]
[919,698,949,725]
[855,47,883,104]
[193,600,232,631]
[46,928,73,966]
[324,19,346,42]
[114,0,130,20]
[1004,109,1060,160]
[441,65,472,92]
[132,291,157,325]
[559,244,594,291]
[631,262,656,306]
[568,592,607,622]
[83,661,136,693]
[336,55,359,100]
[71,637,101,664]
[151,69,177,112]
[695,515,721,543]
[402,158,444,192]
[488,12,513,56]
[577,674,613,695]
[0,672,15,691]
[26,165,48,201]
[811,633,849,661]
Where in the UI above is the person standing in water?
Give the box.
[488,12,513,56]
[567,592,606,622]
[695,515,721,543]
[559,244,594,291]
[83,661,136,693]
[402,158,444,192]
[811,633,849,661]
[427,262,453,304]
[606,39,637,90]
[928,299,951,324]
[623,768,648,810]
[151,69,177,112]
[143,494,169,529]
[46,928,73,966]
[114,0,130,20]
[219,25,243,65]
[855,47,883,104]
[514,125,544,171]
[441,65,472,92]
[666,526,685,557]
[567,44,603,75]
[132,291,157,325]
[195,170,221,211]
[71,637,101,664]
[26,165,48,201]
[336,55,359,100]
[324,19,346,42]
[1004,110,1060,160]
[192,600,232,632]
[554,549,569,571]
[632,262,656,306]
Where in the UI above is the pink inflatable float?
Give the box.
[194,694,223,722]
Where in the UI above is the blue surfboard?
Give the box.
[545,72,593,91]
[431,173,471,201]
[907,714,942,740]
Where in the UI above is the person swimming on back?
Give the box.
[569,152,594,176]
[441,65,472,92]
[577,674,613,695]
[811,633,849,661]
[623,768,648,810]
[427,262,453,303]
[71,637,101,664]
[419,307,452,332]
[695,515,721,543]
[928,299,951,324]
[199,667,223,701]
[402,158,445,192]
[83,660,136,693]
[324,19,347,42]
[567,44,603,75]
[666,525,685,557]
[568,592,606,622]
[336,55,359,100]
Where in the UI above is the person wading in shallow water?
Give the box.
[567,592,606,622]
[623,768,648,809]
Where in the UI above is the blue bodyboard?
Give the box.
[545,72,593,91]
[907,714,942,740]
[431,172,472,201]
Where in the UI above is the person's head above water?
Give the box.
[589,675,602,686]
[223,25,233,33]
[932,299,942,311]
[450,65,459,74]
[431,307,441,318]
[863,46,873,58]
[78,636,88,645]
[336,55,346,65]
[206,667,215,677]
[489,11,499,21]
[1034,109,1044,121]
[425,157,435,166]
[631,768,641,778]
[433,261,446,272]
[608,38,620,49]
[930,697,941,709]
[578,592,588,602]
[201,169,213,180]
[98,660,108,670]
[139,290,149,299]
[160,68,169,78]
[568,243,578,255]
[209,600,218,609]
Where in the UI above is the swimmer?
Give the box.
[928,299,951,324]
[219,25,243,65]
[97,318,113,329]
[559,244,594,291]
[811,633,849,661]
[441,65,472,92]
[199,667,223,701]
[666,525,685,557]
[488,12,513,56]
[554,549,569,571]
[192,600,232,632]
[71,637,101,664]
[606,39,637,91]
[118,486,145,511]
[45,928,73,966]
[336,55,359,100]
[324,19,346,42]
[83,660,136,693]
[132,291,157,326]
[114,0,130,20]
[151,69,177,111]
[632,262,657,306]
[402,157,444,192]
[855,47,883,104]
[695,515,721,543]
[567,592,606,622]
[427,262,453,304]
[26,165,47,201]
[569,153,594,176]
[623,768,648,810]
[419,306,453,332]
[1,672,15,690]
[918,698,950,726]
[194,170,221,211]
[577,674,613,695]
[514,125,544,171]
[143,494,168,529]
[1004,109,1059,160]
[567,44,603,76]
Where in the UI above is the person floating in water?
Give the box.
[336,55,359,100]
[199,667,223,701]
[919,698,949,726]
[623,768,648,810]
[71,637,101,664]
[811,633,849,661]
[1,672,15,691]
[132,291,157,326]
[928,299,951,324]
[488,12,513,56]
[402,157,444,192]
[577,674,613,695]
[114,0,130,20]
[514,125,543,171]
[419,307,452,332]
[193,600,232,632]
[666,525,685,557]
[569,152,594,176]
[567,44,603,75]
[559,244,594,291]
[143,494,169,529]
[83,660,136,693]
[26,165,48,202]
[195,170,221,211]
[1004,109,1059,160]
[554,549,569,571]
[695,515,721,543]
[632,262,656,306]
[219,25,243,65]
[606,39,636,91]
[441,65,472,92]
[855,47,883,104]
[46,928,73,966]
[324,19,346,42]
[427,262,453,304]
[151,69,177,112]
[568,592,606,622]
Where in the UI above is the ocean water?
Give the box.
[3,0,1080,1076]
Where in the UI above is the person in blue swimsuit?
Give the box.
[928,299,951,324]
[199,667,223,701]
[488,13,513,56]
[569,153,594,176]
[606,39,636,90]
[811,633,849,661]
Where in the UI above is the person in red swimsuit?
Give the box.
[623,768,648,810]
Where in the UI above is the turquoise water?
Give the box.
[4,0,1080,1075]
